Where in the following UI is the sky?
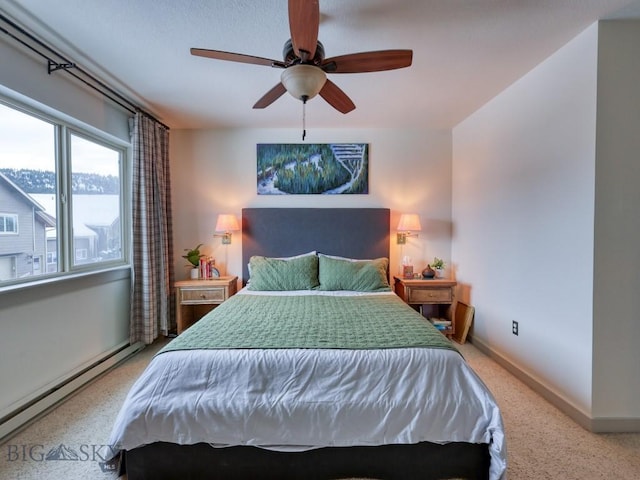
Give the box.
[0,102,120,176]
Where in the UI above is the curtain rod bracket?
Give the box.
[48,60,76,74]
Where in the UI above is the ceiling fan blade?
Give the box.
[191,48,283,68]
[322,50,413,73]
[288,0,319,61]
[253,83,288,109]
[319,80,355,114]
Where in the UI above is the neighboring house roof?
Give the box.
[0,172,55,228]
[35,210,56,228]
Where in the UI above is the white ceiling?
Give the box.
[3,0,640,130]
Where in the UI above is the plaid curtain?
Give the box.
[129,112,175,344]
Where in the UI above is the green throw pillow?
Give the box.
[248,254,319,291]
[318,255,391,292]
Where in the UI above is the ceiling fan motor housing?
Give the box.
[283,39,325,65]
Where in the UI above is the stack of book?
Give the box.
[429,318,452,331]
[198,257,220,279]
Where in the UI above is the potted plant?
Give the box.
[182,244,204,279]
[430,257,446,278]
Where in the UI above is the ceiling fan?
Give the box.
[190,0,413,114]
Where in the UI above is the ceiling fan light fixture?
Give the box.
[281,64,327,101]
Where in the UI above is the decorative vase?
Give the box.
[435,268,445,279]
[422,265,436,279]
[190,267,199,279]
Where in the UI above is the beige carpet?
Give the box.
[1,339,639,479]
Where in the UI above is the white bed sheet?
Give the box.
[109,290,506,479]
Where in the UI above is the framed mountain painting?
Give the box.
[257,143,368,195]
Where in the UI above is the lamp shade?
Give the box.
[215,214,239,233]
[281,64,327,101]
[397,213,422,232]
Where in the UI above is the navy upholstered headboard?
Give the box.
[241,208,390,285]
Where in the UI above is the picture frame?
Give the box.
[452,301,474,344]
[257,143,368,195]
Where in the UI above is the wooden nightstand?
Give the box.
[393,276,457,338]
[175,276,238,334]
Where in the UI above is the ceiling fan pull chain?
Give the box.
[302,95,308,141]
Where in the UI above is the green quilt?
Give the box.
[160,293,457,354]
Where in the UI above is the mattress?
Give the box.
[108,290,506,479]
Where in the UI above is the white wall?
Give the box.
[0,270,130,417]
[452,25,599,415]
[170,128,453,284]
[592,21,640,420]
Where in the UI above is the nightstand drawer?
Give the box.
[181,288,226,303]
[409,288,452,303]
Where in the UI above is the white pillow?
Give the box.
[277,251,317,260]
[318,252,360,262]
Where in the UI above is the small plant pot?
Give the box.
[190,267,199,279]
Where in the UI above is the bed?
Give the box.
[108,208,506,480]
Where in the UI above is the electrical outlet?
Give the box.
[512,320,519,336]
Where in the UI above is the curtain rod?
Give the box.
[0,12,169,130]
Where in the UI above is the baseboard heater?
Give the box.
[0,341,144,442]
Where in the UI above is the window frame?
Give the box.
[0,213,19,234]
[0,96,130,289]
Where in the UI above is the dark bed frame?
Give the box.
[121,208,491,480]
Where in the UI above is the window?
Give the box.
[0,100,127,286]
[70,133,122,265]
[0,213,18,234]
